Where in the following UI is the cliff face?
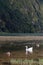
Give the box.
[0,0,42,33]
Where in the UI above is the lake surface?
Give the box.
[0,48,43,65]
[0,33,43,36]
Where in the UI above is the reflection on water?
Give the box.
[0,48,43,65]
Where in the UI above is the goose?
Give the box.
[6,52,11,57]
[25,46,33,55]
[36,44,40,47]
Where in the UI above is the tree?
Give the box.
[0,0,42,33]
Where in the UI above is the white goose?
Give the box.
[25,46,33,55]
[36,44,40,47]
[6,51,11,57]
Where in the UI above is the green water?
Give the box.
[0,33,43,36]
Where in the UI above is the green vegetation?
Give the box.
[40,4,43,32]
[0,0,43,33]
